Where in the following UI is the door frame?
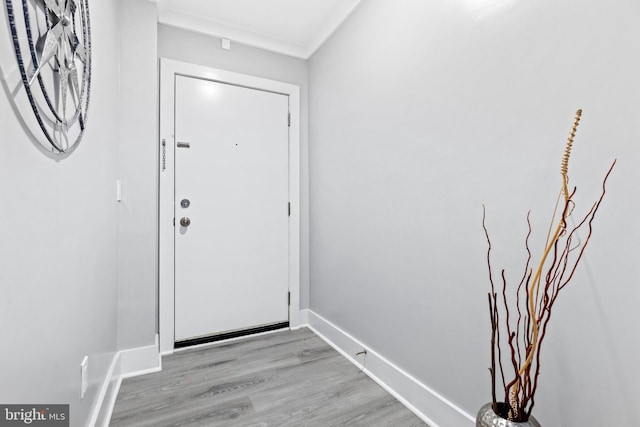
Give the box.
[158,58,301,354]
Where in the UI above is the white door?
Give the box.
[174,75,290,343]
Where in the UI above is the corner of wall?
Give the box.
[88,339,162,427]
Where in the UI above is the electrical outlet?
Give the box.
[80,356,88,399]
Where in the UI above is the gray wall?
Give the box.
[158,24,310,309]
[309,0,639,425]
[117,0,159,350]
[0,2,121,426]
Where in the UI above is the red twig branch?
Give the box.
[482,110,615,422]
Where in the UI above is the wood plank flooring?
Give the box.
[110,328,427,426]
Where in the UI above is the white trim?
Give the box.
[159,58,302,355]
[90,342,162,427]
[86,353,120,427]
[89,315,473,426]
[304,0,367,57]
[96,375,121,427]
[119,339,162,379]
[303,310,475,427]
[157,1,366,59]
[159,10,307,58]
[292,309,309,329]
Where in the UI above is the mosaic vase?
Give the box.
[476,403,541,427]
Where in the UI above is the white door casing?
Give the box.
[159,58,301,354]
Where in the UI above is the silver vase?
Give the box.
[476,403,541,427]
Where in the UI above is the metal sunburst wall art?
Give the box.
[6,0,91,153]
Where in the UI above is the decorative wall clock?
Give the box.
[6,0,91,153]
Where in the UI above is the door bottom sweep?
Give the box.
[174,321,290,349]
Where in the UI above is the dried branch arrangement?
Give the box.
[482,110,616,422]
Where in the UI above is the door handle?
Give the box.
[177,142,191,148]
[180,217,191,227]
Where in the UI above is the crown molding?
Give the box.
[158,0,365,59]
[304,0,365,57]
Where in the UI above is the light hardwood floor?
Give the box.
[110,328,427,426]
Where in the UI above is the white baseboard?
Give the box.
[119,339,162,379]
[302,309,475,427]
[86,315,474,427]
[87,352,121,427]
[88,337,162,427]
[292,308,309,328]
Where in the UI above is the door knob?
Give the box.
[180,217,191,227]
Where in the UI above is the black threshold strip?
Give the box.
[175,321,290,349]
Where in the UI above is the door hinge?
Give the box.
[287,112,291,127]
[173,218,175,226]
[288,291,291,306]
[161,139,166,172]
[288,202,291,217]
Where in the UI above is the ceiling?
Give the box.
[157,0,366,59]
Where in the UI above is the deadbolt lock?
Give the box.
[180,199,190,208]
[180,217,191,227]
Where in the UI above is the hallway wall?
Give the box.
[117,0,159,352]
[0,2,121,426]
[308,0,640,425]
